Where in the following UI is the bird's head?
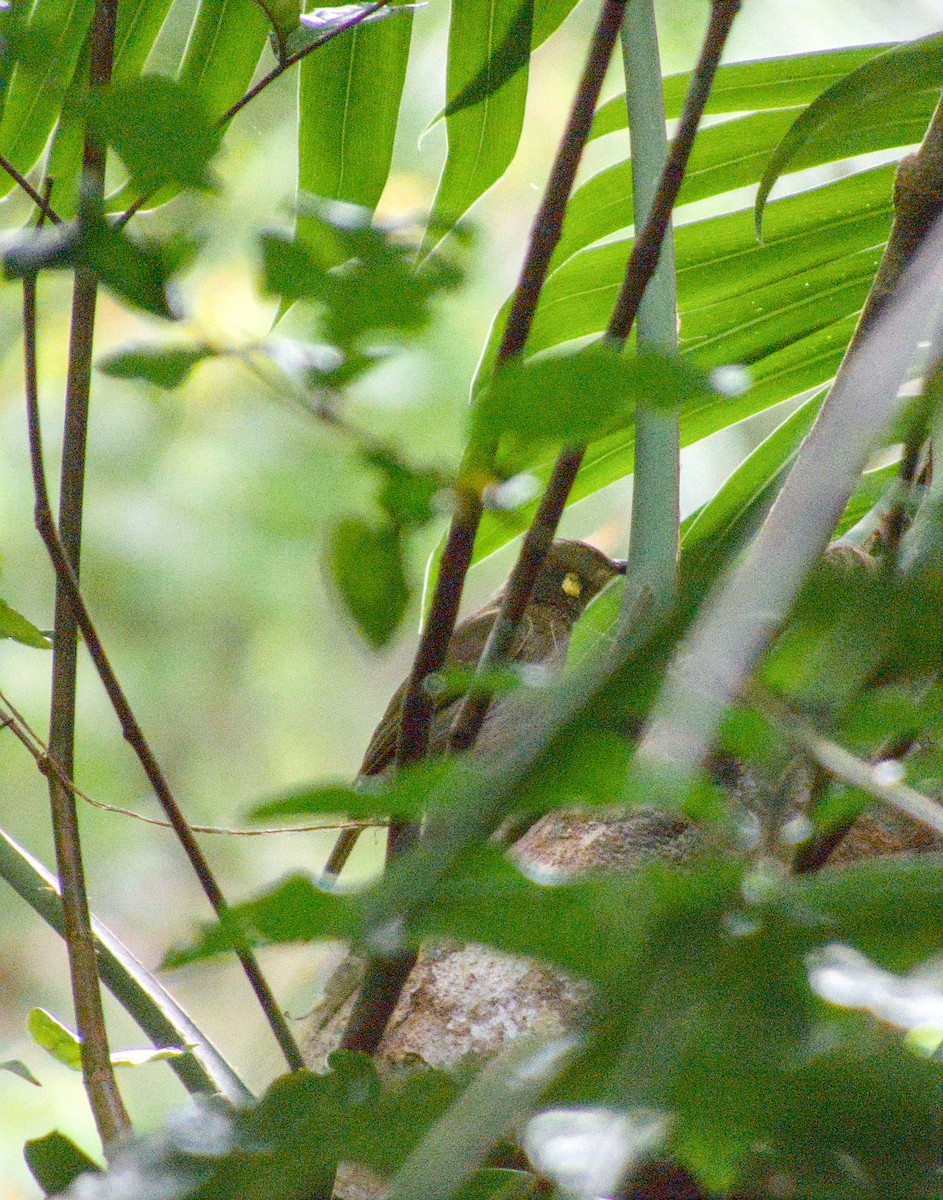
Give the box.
[530,539,627,616]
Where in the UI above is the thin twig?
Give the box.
[448,0,739,756]
[0,697,379,836]
[42,0,132,1141]
[0,154,62,224]
[757,691,943,840]
[221,0,392,127]
[115,0,393,227]
[25,320,305,1073]
[340,0,633,1059]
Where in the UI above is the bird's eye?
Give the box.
[561,572,582,598]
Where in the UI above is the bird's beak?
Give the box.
[612,559,628,574]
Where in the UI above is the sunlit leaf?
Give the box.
[443,0,532,118]
[28,1008,83,1071]
[426,0,530,245]
[590,43,900,141]
[297,2,413,246]
[87,77,223,195]
[178,0,270,123]
[0,0,93,200]
[0,598,50,648]
[756,33,943,236]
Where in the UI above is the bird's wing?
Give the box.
[357,607,499,777]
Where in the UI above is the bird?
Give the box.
[321,539,627,882]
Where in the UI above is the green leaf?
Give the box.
[297,4,413,231]
[680,392,823,568]
[261,220,461,347]
[52,1060,464,1198]
[452,1169,545,1200]
[97,343,216,389]
[388,1036,575,1200]
[164,874,360,967]
[426,0,530,245]
[556,87,935,266]
[43,29,90,221]
[3,208,182,319]
[178,0,270,123]
[24,1131,101,1193]
[250,758,458,823]
[330,517,409,648]
[0,1058,40,1085]
[0,598,50,648]
[87,77,223,195]
[113,0,176,82]
[756,33,943,237]
[257,0,298,56]
[443,0,532,118]
[28,1009,83,1071]
[0,0,94,200]
[461,165,895,568]
[471,347,715,449]
[590,43,899,141]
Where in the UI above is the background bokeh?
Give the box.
[0,0,940,1193]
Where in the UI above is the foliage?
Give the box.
[0,0,942,1198]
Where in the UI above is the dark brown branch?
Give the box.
[28,275,129,1146]
[607,0,742,347]
[447,0,743,754]
[42,0,130,1145]
[340,0,633,1059]
[448,447,585,752]
[0,155,62,224]
[26,395,305,1071]
[29,40,305,1073]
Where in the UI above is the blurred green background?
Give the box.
[0,0,939,1193]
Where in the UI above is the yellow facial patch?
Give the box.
[562,572,582,598]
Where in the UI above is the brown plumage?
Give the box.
[322,539,626,879]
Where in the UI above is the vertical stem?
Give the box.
[340,0,632,1058]
[619,0,679,620]
[44,0,131,1147]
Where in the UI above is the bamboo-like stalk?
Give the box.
[619,0,680,621]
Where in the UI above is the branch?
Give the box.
[41,0,131,1139]
[757,691,943,840]
[447,0,739,757]
[0,826,252,1104]
[0,691,379,837]
[25,304,305,1076]
[339,0,634,1058]
[0,154,62,224]
[116,1,393,227]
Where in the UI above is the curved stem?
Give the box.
[25,334,306,1074]
[0,828,252,1104]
